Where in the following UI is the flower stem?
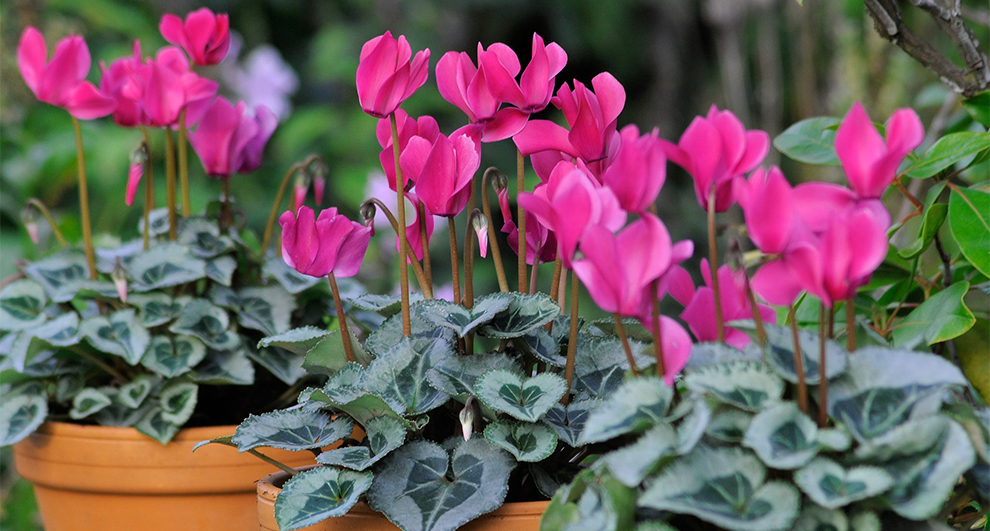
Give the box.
[363,198,431,298]
[164,127,178,240]
[613,314,640,376]
[562,272,579,405]
[744,273,766,347]
[846,298,856,352]
[390,113,411,336]
[247,449,299,477]
[517,150,527,293]
[481,168,510,293]
[25,199,68,248]
[178,110,191,217]
[261,162,301,255]
[70,117,97,279]
[463,214,476,356]
[528,258,540,295]
[651,279,666,381]
[220,176,232,234]
[328,274,355,363]
[818,302,828,428]
[140,127,155,250]
[69,345,126,381]
[419,202,433,292]
[546,257,563,333]
[707,188,725,342]
[789,306,809,415]
[448,217,461,304]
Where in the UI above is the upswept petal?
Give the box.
[64,82,117,120]
[17,27,46,95]
[512,119,576,157]
[834,102,885,197]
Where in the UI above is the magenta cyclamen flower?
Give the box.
[738,166,801,256]
[638,316,693,386]
[99,41,145,127]
[396,193,435,263]
[189,97,277,178]
[436,45,528,142]
[835,102,924,199]
[159,8,231,66]
[400,133,480,217]
[280,206,372,278]
[377,109,440,191]
[356,31,430,119]
[498,186,557,265]
[601,125,666,213]
[662,105,769,212]
[481,33,567,114]
[17,27,117,120]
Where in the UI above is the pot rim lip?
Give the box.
[31,420,237,442]
[258,468,552,515]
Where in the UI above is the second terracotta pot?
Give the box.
[257,469,550,531]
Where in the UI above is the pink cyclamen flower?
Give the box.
[280,206,372,278]
[662,105,769,212]
[397,193,435,263]
[436,45,528,142]
[17,27,116,119]
[356,31,430,119]
[481,33,568,114]
[673,260,776,349]
[835,102,924,199]
[159,8,231,66]
[189,97,277,178]
[738,166,800,256]
[125,143,148,206]
[498,186,557,265]
[400,133,480,217]
[601,125,667,213]
[377,109,440,191]
[571,213,673,317]
[638,316,693,386]
[99,41,145,127]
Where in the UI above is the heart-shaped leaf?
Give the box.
[365,309,455,357]
[168,299,240,351]
[603,423,677,487]
[129,243,207,291]
[427,352,522,398]
[0,280,48,331]
[677,398,713,455]
[317,415,406,471]
[205,256,237,286]
[758,323,847,384]
[794,458,893,509]
[515,328,565,367]
[0,389,48,445]
[364,335,454,415]
[684,360,784,411]
[542,398,601,447]
[307,365,404,425]
[246,344,306,386]
[23,251,89,302]
[416,293,513,337]
[69,387,112,419]
[177,217,236,258]
[743,402,819,469]
[639,445,801,531]
[141,335,207,377]
[30,311,81,347]
[234,286,297,335]
[129,293,180,327]
[264,257,322,294]
[478,292,560,338]
[579,377,673,445]
[275,467,373,531]
[367,438,515,531]
[476,369,567,422]
[484,420,557,462]
[190,349,255,385]
[234,408,354,452]
[706,407,753,443]
[118,375,156,409]
[572,334,651,400]
[81,309,151,365]
[135,406,180,444]
[138,207,171,237]
[790,505,850,531]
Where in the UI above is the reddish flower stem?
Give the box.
[789,306,809,415]
[71,117,97,279]
[562,272,579,405]
[613,314,640,376]
[707,188,725,342]
[517,150,527,293]
[448,217,461,304]
[328,274,355,363]
[390,113,412,336]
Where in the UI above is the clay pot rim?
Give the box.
[34,420,236,441]
[258,468,552,516]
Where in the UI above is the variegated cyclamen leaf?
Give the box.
[0,390,48,445]
[758,322,847,384]
[541,398,602,447]
[515,327,565,367]
[367,438,515,531]
[135,406,180,444]
[117,375,157,409]
[138,207,171,237]
[275,467,373,531]
[245,344,305,385]
[484,420,557,462]
[264,257,321,294]
[308,365,404,425]
[683,360,784,411]
[30,311,81,347]
[177,217,235,258]
[168,300,240,351]
[603,423,677,487]
[257,326,331,356]
[235,286,297,335]
[427,352,523,398]
[129,243,207,291]
[69,387,113,419]
[578,378,674,445]
[190,349,255,385]
[416,293,513,337]
[345,293,423,316]
[159,382,198,425]
[141,335,207,377]
[677,398,713,455]
[793,458,893,509]
[363,335,455,415]
[23,251,89,302]
[0,279,47,331]
[541,468,636,531]
[233,408,353,451]
[572,334,651,400]
[365,309,455,357]
[706,407,753,443]
[639,445,800,531]
[743,402,819,469]
[476,370,567,422]
[849,511,881,531]
[302,328,372,375]
[81,309,151,365]
[205,256,237,286]
[316,415,406,471]
[827,347,968,441]
[685,342,762,371]
[478,292,560,338]
[789,504,849,531]
[129,293,180,327]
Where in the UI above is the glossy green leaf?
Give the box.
[891,282,975,348]
[948,186,990,277]
[904,132,990,178]
[963,91,990,127]
[773,117,840,165]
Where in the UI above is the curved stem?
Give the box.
[164,128,178,240]
[71,117,97,279]
[25,199,68,248]
[790,306,809,414]
[390,114,411,336]
[613,314,640,376]
[481,169,510,293]
[140,127,155,250]
[707,188,725,342]
[447,217,461,304]
[562,272,579,405]
[419,202,433,291]
[261,163,302,255]
[178,110,191,217]
[517,150,527,293]
[818,302,828,427]
[363,198,431,298]
[328,274,355,363]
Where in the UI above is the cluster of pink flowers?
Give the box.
[17,8,278,205]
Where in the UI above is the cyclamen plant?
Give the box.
[0,10,333,445]
[200,28,990,531]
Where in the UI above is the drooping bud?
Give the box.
[126,142,149,207]
[310,157,329,206]
[359,200,378,236]
[488,167,508,193]
[470,209,489,258]
[293,170,311,213]
[459,396,476,441]
[20,205,39,244]
[112,257,128,303]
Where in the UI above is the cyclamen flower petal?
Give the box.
[498,187,557,265]
[481,33,567,113]
[189,97,277,178]
[638,316,693,386]
[279,206,371,278]
[378,110,440,191]
[739,166,795,255]
[405,133,480,217]
[125,163,143,207]
[679,261,776,348]
[601,125,666,212]
[356,31,430,118]
[159,8,231,66]
[835,103,923,199]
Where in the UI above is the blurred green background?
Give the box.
[2,0,986,528]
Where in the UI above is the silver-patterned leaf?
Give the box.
[245,344,306,385]
[416,293,513,337]
[572,334,650,401]
[542,398,602,447]
[117,375,157,409]
[685,342,762,371]
[69,387,113,419]
[316,415,406,471]
[0,390,48,445]
[684,360,784,411]
[793,457,893,509]
[81,309,151,365]
[365,308,455,357]
[141,335,207,377]
[264,257,321,294]
[257,326,331,356]
[427,352,523,398]
[345,293,423,316]
[138,207,171,237]
[677,398,713,455]
[743,402,819,469]
[478,292,560,338]
[515,327,565,367]
[135,406,180,444]
[23,251,90,302]
[159,382,198,425]
[129,243,206,291]
[168,299,240,351]
[234,408,353,451]
[757,323,847,384]
[603,423,677,487]
[275,467,373,531]
[578,378,673,445]
[235,286,297,335]
[306,365,404,425]
[484,420,557,462]
[190,349,255,385]
[302,328,372,375]
[706,407,753,443]
[367,438,515,531]
[0,279,48,331]
[363,335,454,415]
[789,504,849,531]
[205,256,237,286]
[177,217,235,258]
[129,293,180,327]
[476,369,567,422]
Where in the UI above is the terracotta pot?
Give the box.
[257,468,550,531]
[13,421,320,531]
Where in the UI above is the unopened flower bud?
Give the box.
[310,158,329,206]
[126,143,148,207]
[20,206,39,244]
[293,171,312,213]
[359,201,377,236]
[112,257,128,303]
[470,210,489,258]
[459,397,475,441]
[487,167,508,192]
